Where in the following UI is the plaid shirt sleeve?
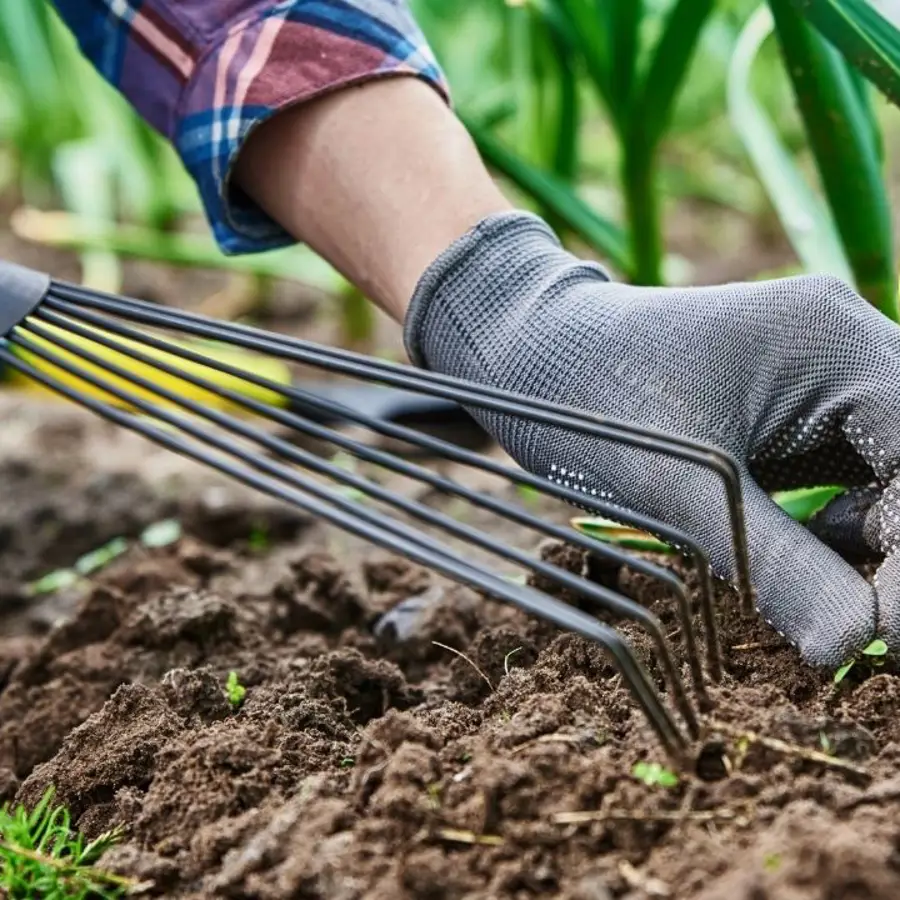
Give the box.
[50,1,450,255]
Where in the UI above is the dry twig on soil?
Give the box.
[709,719,870,781]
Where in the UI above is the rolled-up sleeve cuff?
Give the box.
[174,2,449,256]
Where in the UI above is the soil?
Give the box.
[4,223,900,899]
[3,394,900,900]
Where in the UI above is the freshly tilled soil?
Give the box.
[4,498,900,900]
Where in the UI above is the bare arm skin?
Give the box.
[233,76,512,322]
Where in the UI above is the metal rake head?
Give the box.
[0,260,755,761]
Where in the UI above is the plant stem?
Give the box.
[621,140,663,285]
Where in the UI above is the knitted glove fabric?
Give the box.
[405,211,900,668]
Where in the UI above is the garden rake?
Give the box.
[0,259,758,762]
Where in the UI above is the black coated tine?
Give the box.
[44,292,724,681]
[53,280,753,616]
[37,300,717,696]
[0,340,689,759]
[20,314,700,736]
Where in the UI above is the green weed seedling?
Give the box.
[833,639,889,685]
[247,523,270,553]
[28,536,130,597]
[0,786,138,899]
[140,519,182,549]
[632,761,679,789]
[225,671,246,709]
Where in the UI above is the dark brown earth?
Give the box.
[3,413,900,900]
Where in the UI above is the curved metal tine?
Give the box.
[20,314,700,737]
[39,300,714,698]
[0,343,689,759]
[45,293,724,681]
[53,281,752,614]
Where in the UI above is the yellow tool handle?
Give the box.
[5,319,292,413]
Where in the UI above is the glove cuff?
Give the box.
[403,210,572,369]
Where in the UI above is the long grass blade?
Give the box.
[463,119,632,273]
[792,0,900,105]
[528,1,581,180]
[545,0,615,123]
[10,208,348,293]
[728,5,853,282]
[770,0,896,318]
[636,0,717,151]
[52,140,122,293]
[609,0,643,123]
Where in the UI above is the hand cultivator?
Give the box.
[1,260,766,761]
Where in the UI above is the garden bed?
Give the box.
[2,393,900,900]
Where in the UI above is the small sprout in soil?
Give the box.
[632,761,680,789]
[763,852,782,873]
[28,536,132,596]
[74,537,129,576]
[819,732,834,756]
[426,783,442,810]
[27,568,79,597]
[833,639,889,684]
[247,522,270,553]
[339,757,355,769]
[503,647,522,677]
[0,786,140,899]
[459,752,472,763]
[224,671,246,709]
[140,518,182,549]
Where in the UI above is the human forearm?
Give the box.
[233,77,511,321]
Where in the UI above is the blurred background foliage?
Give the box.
[0,0,898,340]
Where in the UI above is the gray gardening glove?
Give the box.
[404,210,900,668]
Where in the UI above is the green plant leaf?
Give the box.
[770,0,897,319]
[571,516,670,552]
[574,485,847,551]
[544,0,615,121]
[225,670,246,708]
[792,0,900,106]
[11,208,347,292]
[546,16,581,182]
[53,138,122,293]
[463,118,632,273]
[141,519,183,548]
[27,568,78,596]
[609,0,643,121]
[632,760,680,788]
[728,6,854,282]
[74,537,129,575]
[863,638,889,656]
[833,659,855,683]
[637,0,717,151]
[770,485,846,521]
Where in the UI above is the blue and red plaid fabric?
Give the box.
[51,1,449,254]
